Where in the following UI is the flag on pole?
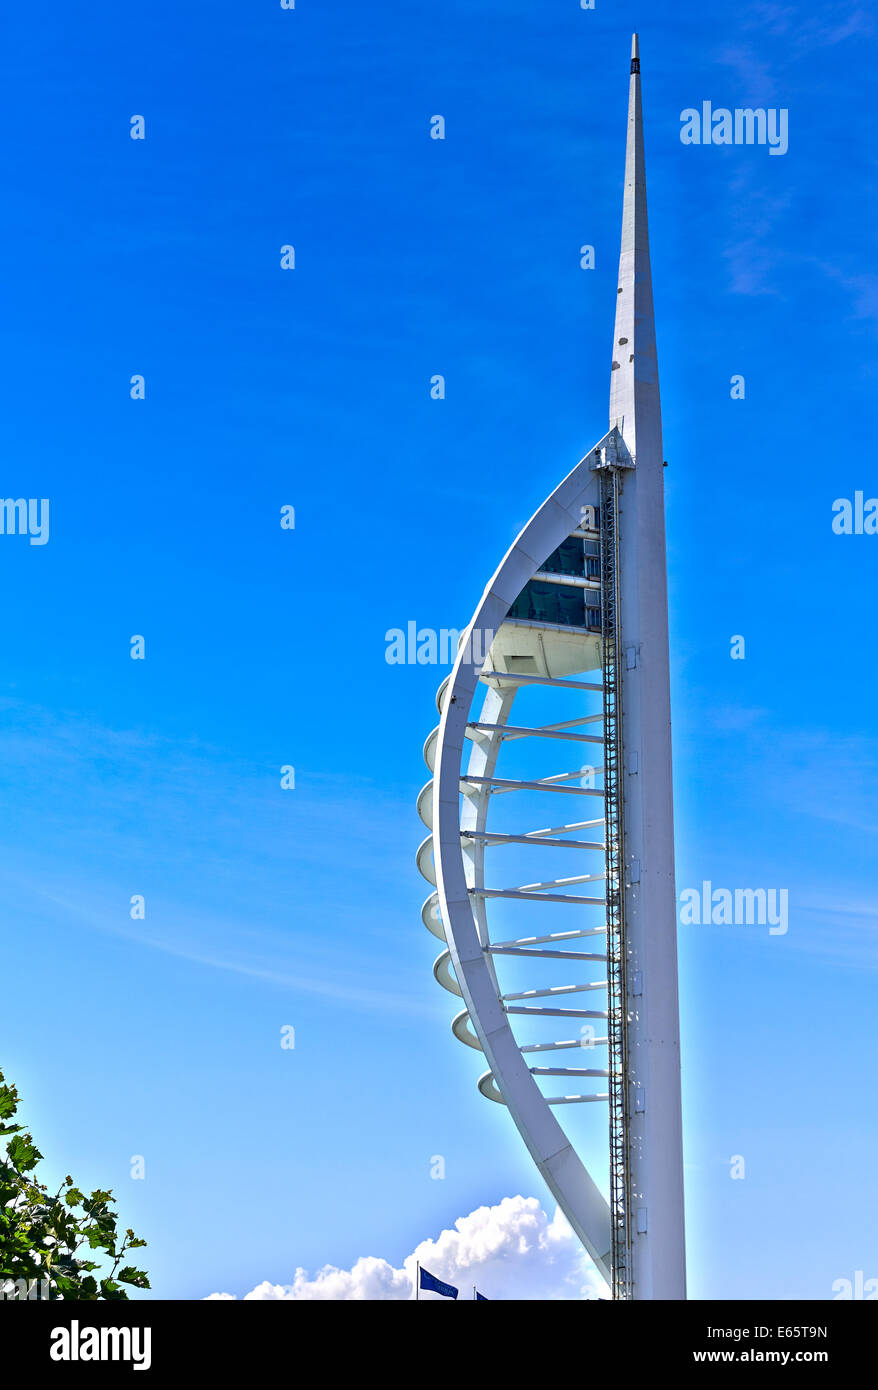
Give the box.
[475,1290,489,1300]
[419,1266,459,1300]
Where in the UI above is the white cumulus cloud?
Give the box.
[206,1195,606,1301]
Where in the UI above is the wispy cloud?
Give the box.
[0,695,434,1016]
[747,3,873,53]
[0,864,435,1018]
[720,179,792,299]
[715,44,779,102]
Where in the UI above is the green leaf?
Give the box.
[100,1279,129,1301]
[0,1084,19,1120]
[7,1134,42,1173]
[0,1071,149,1300]
[85,1227,116,1252]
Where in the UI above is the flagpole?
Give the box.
[473,1285,476,1301]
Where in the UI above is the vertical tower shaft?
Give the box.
[599,459,630,1299]
[610,34,686,1299]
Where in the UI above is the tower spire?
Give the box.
[422,35,685,1303]
[606,35,686,1300]
[609,32,660,463]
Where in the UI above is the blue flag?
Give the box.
[419,1267,458,1299]
[475,1290,488,1300]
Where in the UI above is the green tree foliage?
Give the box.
[0,1067,149,1300]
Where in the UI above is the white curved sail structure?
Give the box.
[417,36,686,1300]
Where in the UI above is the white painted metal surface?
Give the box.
[609,33,687,1301]
[416,35,686,1299]
[429,434,616,1283]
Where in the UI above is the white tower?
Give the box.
[417,35,686,1299]
[608,32,686,1301]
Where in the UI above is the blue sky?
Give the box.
[2,0,877,1299]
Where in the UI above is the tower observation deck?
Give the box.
[416,35,686,1300]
